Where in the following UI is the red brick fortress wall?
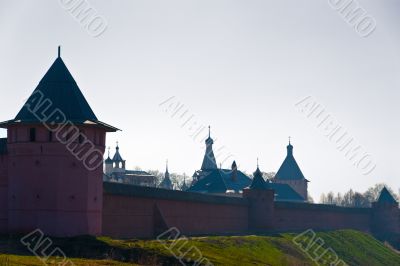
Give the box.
[102,183,398,239]
[6,125,106,237]
[0,152,7,233]
[102,182,249,238]
[273,201,372,232]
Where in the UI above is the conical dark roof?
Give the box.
[0,51,118,131]
[105,156,113,164]
[249,167,267,189]
[188,170,227,193]
[275,143,306,180]
[15,57,97,122]
[377,187,398,204]
[112,145,124,162]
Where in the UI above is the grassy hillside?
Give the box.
[0,230,398,265]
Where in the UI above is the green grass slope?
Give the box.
[0,230,398,265]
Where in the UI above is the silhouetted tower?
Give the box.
[274,139,309,200]
[159,160,173,190]
[372,187,400,235]
[0,47,118,236]
[201,126,218,170]
[243,161,275,231]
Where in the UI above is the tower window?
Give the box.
[79,130,84,144]
[29,128,36,142]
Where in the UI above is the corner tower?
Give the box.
[372,187,400,235]
[0,48,118,236]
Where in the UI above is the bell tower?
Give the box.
[201,126,218,170]
[0,47,118,236]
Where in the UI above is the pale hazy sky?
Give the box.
[0,0,399,200]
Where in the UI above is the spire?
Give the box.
[249,160,266,189]
[58,45,61,58]
[200,125,218,170]
[205,125,213,145]
[231,160,238,181]
[232,160,237,170]
[160,160,173,190]
[165,159,169,176]
[287,137,293,156]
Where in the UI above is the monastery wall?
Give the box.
[274,201,372,232]
[102,183,379,239]
[102,182,249,238]
[0,152,7,233]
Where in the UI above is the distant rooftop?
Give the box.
[377,187,398,204]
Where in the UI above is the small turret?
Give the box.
[249,160,266,189]
[112,142,125,169]
[243,160,275,231]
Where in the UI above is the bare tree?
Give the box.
[319,184,399,208]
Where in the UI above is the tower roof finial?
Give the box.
[208,125,211,138]
[58,46,61,58]
[286,138,293,155]
[166,159,169,172]
[257,157,259,168]
[107,146,110,157]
